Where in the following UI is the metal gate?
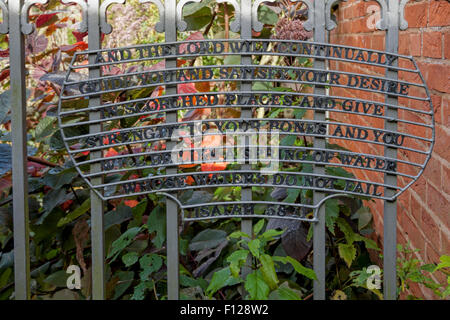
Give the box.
[2,0,435,300]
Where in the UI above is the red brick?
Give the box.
[404,1,429,28]
[434,125,450,160]
[445,32,450,59]
[410,192,423,223]
[442,97,450,128]
[426,183,449,220]
[423,156,442,189]
[429,0,450,27]
[421,212,441,250]
[401,212,425,252]
[431,94,443,125]
[424,63,450,93]
[423,31,443,58]
[443,164,450,196]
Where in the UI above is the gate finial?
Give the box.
[100,0,125,34]
[326,0,348,31]
[21,0,49,35]
[364,0,418,30]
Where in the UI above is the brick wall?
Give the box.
[329,0,449,299]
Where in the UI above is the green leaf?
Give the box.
[285,256,317,280]
[44,270,69,287]
[122,252,139,267]
[107,227,141,262]
[147,205,166,248]
[257,4,278,25]
[139,254,163,280]
[355,206,372,230]
[182,6,212,31]
[131,280,153,300]
[260,229,285,241]
[189,229,227,251]
[325,199,340,235]
[57,198,90,227]
[42,188,73,217]
[259,254,278,290]
[206,267,241,297]
[248,239,261,258]
[253,219,265,235]
[226,250,248,278]
[336,217,356,244]
[354,234,380,251]
[435,255,450,272]
[228,231,250,239]
[104,204,133,231]
[269,285,302,300]
[245,270,270,300]
[338,243,357,267]
[0,268,11,288]
[35,117,56,141]
[224,55,241,66]
[43,166,79,190]
[113,271,134,300]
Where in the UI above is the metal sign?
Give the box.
[58,39,434,222]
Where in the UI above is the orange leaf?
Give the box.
[124,200,139,208]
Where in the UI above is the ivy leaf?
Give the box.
[248,239,261,258]
[206,267,241,297]
[338,243,357,267]
[139,254,163,280]
[245,270,270,300]
[107,227,141,262]
[325,199,340,235]
[147,205,166,248]
[259,254,278,290]
[131,280,153,300]
[122,252,139,267]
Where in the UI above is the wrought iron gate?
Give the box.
[1,0,435,300]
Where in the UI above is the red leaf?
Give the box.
[61,200,74,211]
[0,49,9,57]
[60,41,88,53]
[36,13,58,28]
[178,32,205,54]
[0,69,9,82]
[72,31,88,42]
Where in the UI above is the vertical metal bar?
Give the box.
[240,0,253,281]
[383,0,399,301]
[312,0,326,300]
[165,0,179,300]
[88,0,105,300]
[9,0,30,300]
